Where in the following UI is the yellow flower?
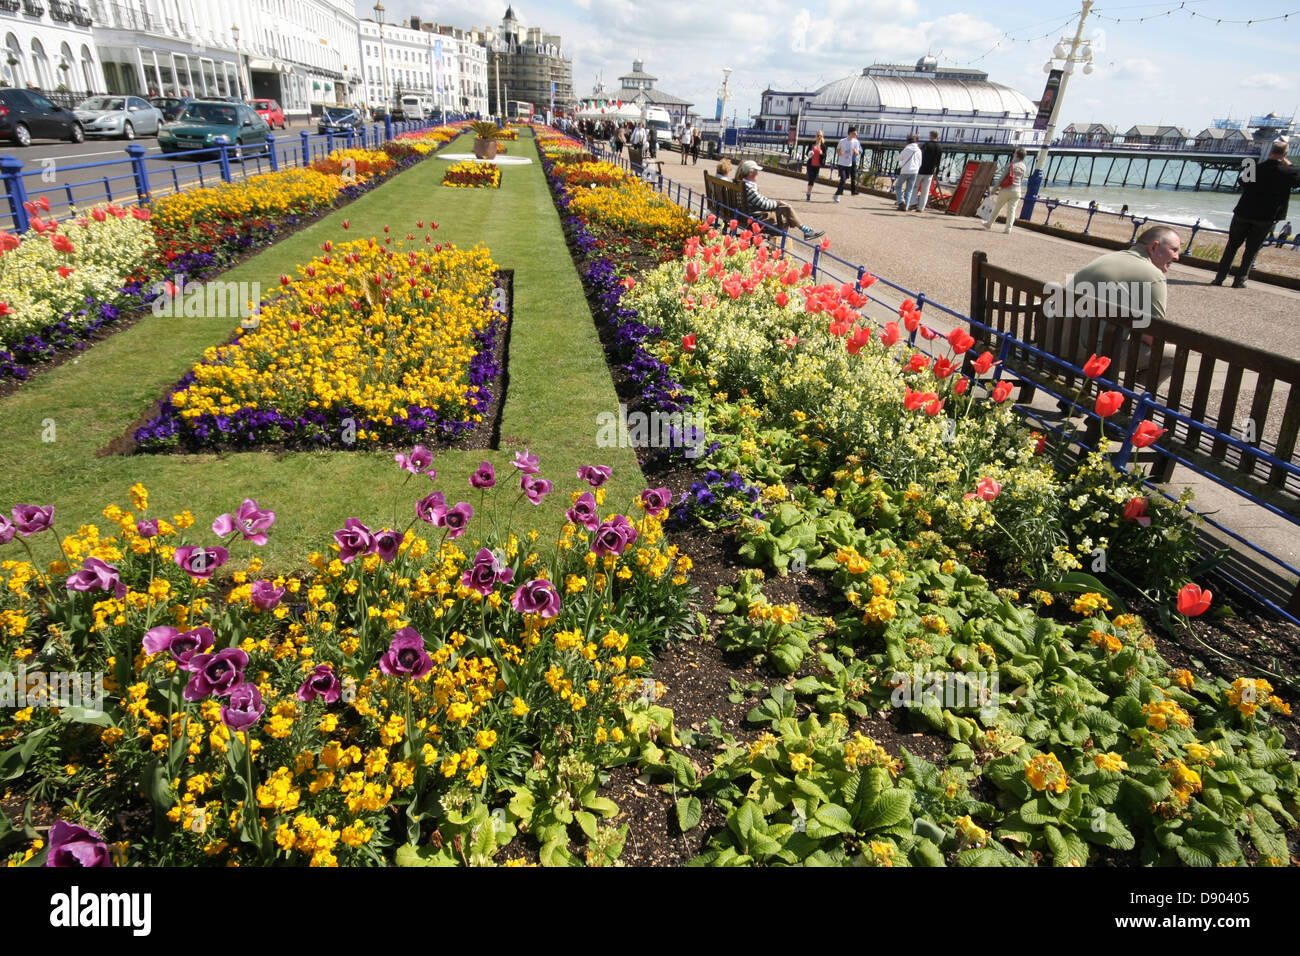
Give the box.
[1071,592,1111,615]
[788,752,813,773]
[1142,699,1193,731]
[1091,751,1128,773]
[1024,753,1069,793]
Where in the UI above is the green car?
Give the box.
[158,100,270,158]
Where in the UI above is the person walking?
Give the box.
[914,130,942,212]
[647,124,657,158]
[678,123,692,165]
[895,134,922,210]
[832,126,861,202]
[805,131,825,201]
[982,148,1028,233]
[737,160,824,241]
[690,124,701,164]
[1211,141,1300,288]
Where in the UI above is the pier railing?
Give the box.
[594,140,1300,626]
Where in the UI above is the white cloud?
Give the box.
[1240,73,1290,90]
[1113,58,1161,83]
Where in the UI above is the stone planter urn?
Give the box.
[472,138,499,160]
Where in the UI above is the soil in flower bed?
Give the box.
[96,269,514,459]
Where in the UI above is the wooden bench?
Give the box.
[967,250,1300,517]
[702,171,779,235]
[627,144,662,177]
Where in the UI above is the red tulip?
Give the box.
[925,398,945,417]
[1176,583,1212,617]
[341,219,350,229]
[51,235,74,254]
[917,324,939,341]
[954,377,970,395]
[1132,420,1167,448]
[820,237,831,251]
[1083,353,1110,379]
[991,381,1013,403]
[681,334,696,351]
[1123,496,1151,527]
[903,309,921,333]
[0,302,11,316]
[1033,431,1046,455]
[57,266,74,278]
[880,321,900,348]
[964,477,1002,502]
[846,326,872,355]
[130,206,150,220]
[858,272,877,289]
[91,207,107,222]
[934,357,955,379]
[947,328,976,354]
[904,387,937,411]
[684,261,701,283]
[973,351,994,375]
[775,291,789,307]
[907,353,930,373]
[1094,390,1124,418]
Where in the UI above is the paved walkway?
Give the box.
[652,156,1300,611]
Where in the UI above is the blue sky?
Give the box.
[358,1,1300,131]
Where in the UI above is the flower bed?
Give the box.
[0,456,695,866]
[542,143,1300,867]
[134,235,504,451]
[441,160,501,189]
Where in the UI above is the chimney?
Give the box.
[410,15,421,30]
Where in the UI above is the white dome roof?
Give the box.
[812,70,1037,117]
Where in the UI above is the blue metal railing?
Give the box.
[593,142,1300,624]
[0,115,465,233]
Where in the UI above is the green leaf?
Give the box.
[1044,572,1124,610]
[574,810,599,841]
[857,790,912,831]
[394,843,454,867]
[812,803,853,835]
[676,796,703,832]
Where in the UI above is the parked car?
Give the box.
[150,96,195,123]
[74,95,163,140]
[250,98,285,129]
[157,100,270,158]
[0,88,84,145]
[318,106,363,135]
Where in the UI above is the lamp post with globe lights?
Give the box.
[375,1,391,122]
[1021,0,1095,220]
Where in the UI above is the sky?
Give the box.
[356,0,1300,132]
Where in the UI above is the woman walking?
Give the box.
[983,148,1028,234]
[805,131,824,201]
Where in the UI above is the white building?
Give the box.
[1,1,105,96]
[358,16,486,118]
[756,88,816,134]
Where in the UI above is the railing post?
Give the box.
[1187,217,1202,252]
[0,155,29,233]
[345,128,355,150]
[299,129,311,166]
[1114,391,1157,470]
[125,142,150,203]
[325,130,335,154]
[1083,207,1096,234]
[384,114,393,141]
[217,143,233,183]
[265,133,279,172]
[811,243,821,280]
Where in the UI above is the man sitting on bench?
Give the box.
[736,160,824,241]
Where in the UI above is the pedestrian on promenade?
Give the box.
[1120,203,1130,217]
[648,124,657,158]
[1212,141,1300,288]
[914,130,942,212]
[805,131,825,201]
[690,125,701,164]
[832,126,861,202]
[679,123,692,165]
[896,134,922,210]
[737,160,824,241]
[630,121,647,151]
[982,148,1028,233]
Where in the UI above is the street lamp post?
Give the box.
[231,24,243,99]
[1021,0,1094,219]
[375,2,390,120]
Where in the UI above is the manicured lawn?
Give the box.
[0,132,640,567]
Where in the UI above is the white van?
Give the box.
[642,107,672,140]
[400,95,428,121]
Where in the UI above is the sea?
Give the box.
[1035,183,1246,231]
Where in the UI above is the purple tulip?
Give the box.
[144,625,214,669]
[334,518,376,564]
[379,626,434,679]
[521,473,552,506]
[0,513,15,545]
[565,492,600,531]
[183,647,249,701]
[44,821,112,868]
[221,682,265,731]
[461,548,513,596]
[11,504,54,536]
[640,488,672,517]
[511,578,562,619]
[442,502,473,539]
[512,449,540,474]
[136,518,159,539]
[592,514,639,558]
[65,557,126,600]
[211,499,276,546]
[577,465,613,488]
[469,461,496,489]
[173,545,229,579]
[374,528,403,563]
[415,491,447,526]
[297,663,341,703]
[249,580,284,611]
[395,445,436,477]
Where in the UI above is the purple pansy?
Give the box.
[415,491,447,526]
[297,663,341,704]
[333,518,376,564]
[510,578,562,619]
[441,502,473,539]
[460,548,513,595]
[211,499,276,546]
[172,545,229,579]
[44,821,112,867]
[565,492,600,531]
[143,625,215,668]
[577,465,613,488]
[183,647,249,701]
[520,473,552,506]
[640,488,672,517]
[135,518,159,539]
[11,504,54,536]
[249,580,284,611]
[374,528,403,563]
[65,557,126,600]
[379,626,434,679]
[592,514,639,557]
[512,449,540,474]
[221,682,265,731]
[469,461,496,489]
[0,513,15,544]
[395,445,436,477]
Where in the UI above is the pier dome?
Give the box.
[811,67,1036,118]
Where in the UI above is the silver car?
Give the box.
[73,95,163,140]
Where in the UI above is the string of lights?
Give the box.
[1092,1,1299,25]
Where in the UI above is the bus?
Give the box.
[506,100,535,122]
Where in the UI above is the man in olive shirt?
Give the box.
[1212,141,1300,288]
